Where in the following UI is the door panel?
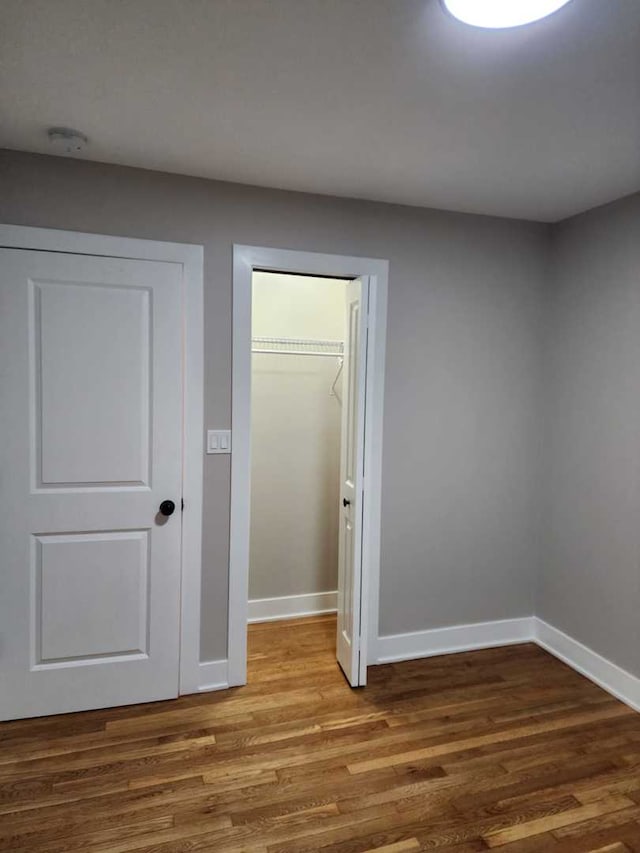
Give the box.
[0,248,183,720]
[336,277,369,686]
[36,280,151,487]
[35,531,150,663]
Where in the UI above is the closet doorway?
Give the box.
[229,246,388,689]
[250,271,357,682]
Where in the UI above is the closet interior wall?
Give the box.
[249,272,346,613]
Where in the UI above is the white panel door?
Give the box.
[0,248,183,720]
[336,277,369,686]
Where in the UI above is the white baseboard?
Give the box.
[248,590,337,624]
[534,618,640,713]
[194,616,640,714]
[375,616,535,664]
[373,615,640,714]
[198,659,228,692]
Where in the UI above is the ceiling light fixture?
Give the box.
[442,0,573,29]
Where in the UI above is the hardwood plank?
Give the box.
[0,615,638,853]
[482,796,635,847]
[361,840,420,852]
[347,705,633,775]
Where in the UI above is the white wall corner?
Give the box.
[248,591,337,624]
[533,618,640,713]
[375,616,536,664]
[198,659,229,693]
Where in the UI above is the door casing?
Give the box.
[229,245,389,687]
[0,224,204,696]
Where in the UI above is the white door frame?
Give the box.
[0,224,204,696]
[229,245,388,687]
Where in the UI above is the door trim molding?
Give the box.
[0,224,204,697]
[230,245,388,687]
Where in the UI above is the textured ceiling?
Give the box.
[1,0,639,221]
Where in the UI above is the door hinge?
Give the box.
[181,498,185,512]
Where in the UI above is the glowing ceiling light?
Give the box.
[442,0,573,29]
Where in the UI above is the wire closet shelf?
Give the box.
[251,336,344,357]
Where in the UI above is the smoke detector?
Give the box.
[47,127,88,154]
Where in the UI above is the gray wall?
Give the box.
[540,192,640,677]
[0,149,547,661]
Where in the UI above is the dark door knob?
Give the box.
[343,497,351,507]
[159,500,176,517]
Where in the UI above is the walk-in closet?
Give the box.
[249,271,346,626]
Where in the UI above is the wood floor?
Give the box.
[1,616,640,852]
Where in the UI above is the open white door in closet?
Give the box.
[336,276,369,687]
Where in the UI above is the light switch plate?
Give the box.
[206,429,232,454]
